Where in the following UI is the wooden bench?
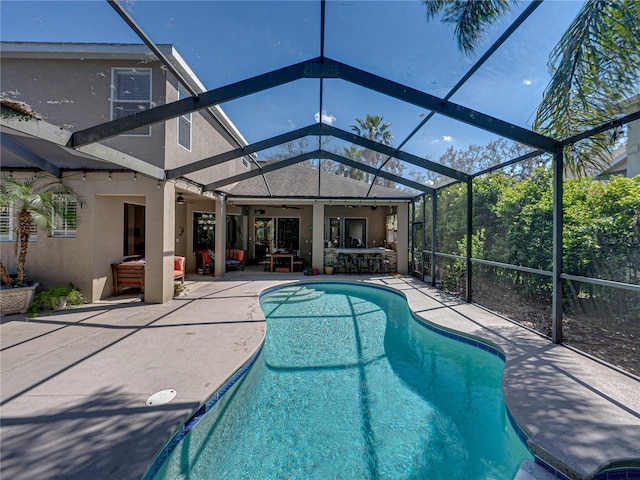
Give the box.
[111,261,145,295]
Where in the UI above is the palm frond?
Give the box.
[422,0,515,53]
[534,0,640,175]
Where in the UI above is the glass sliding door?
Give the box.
[254,218,274,261]
[276,218,300,252]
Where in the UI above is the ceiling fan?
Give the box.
[281,205,302,210]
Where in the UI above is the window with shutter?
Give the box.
[0,204,37,241]
[51,196,78,238]
[111,68,152,136]
[0,205,12,241]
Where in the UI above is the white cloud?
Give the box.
[314,111,336,125]
[443,135,453,142]
[430,139,440,144]
[522,79,532,86]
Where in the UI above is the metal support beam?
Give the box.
[206,151,319,190]
[323,124,469,182]
[322,151,434,194]
[422,195,427,282]
[1,134,61,177]
[466,179,473,303]
[171,122,460,185]
[205,148,433,194]
[431,192,437,287]
[552,148,564,343]
[167,125,317,178]
[71,59,312,146]
[331,59,558,153]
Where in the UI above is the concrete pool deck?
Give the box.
[1,272,638,480]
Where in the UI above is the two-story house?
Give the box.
[1,42,253,303]
[1,41,412,305]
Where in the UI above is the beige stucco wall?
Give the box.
[1,57,168,167]
[163,78,252,186]
[0,172,176,304]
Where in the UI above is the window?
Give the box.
[0,204,12,241]
[51,195,78,238]
[323,217,367,248]
[123,203,145,256]
[177,85,192,150]
[111,68,152,136]
[0,204,37,242]
[193,212,215,252]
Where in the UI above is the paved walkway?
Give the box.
[1,273,638,480]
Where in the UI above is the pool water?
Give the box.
[150,282,532,480]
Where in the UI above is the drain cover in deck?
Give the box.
[146,389,177,406]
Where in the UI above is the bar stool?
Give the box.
[349,254,360,274]
[336,253,349,274]
[357,253,369,274]
[370,253,383,274]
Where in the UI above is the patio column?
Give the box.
[144,181,175,304]
[312,201,325,271]
[214,195,227,277]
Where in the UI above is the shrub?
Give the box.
[28,284,86,317]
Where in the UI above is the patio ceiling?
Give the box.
[1,0,635,200]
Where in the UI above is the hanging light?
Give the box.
[176,193,185,205]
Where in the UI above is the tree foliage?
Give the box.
[422,0,515,54]
[428,169,640,315]
[534,0,640,176]
[422,0,640,177]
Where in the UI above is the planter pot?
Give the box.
[0,283,39,315]
[324,266,334,275]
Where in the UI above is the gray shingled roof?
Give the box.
[222,163,416,199]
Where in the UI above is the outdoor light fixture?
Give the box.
[176,193,185,205]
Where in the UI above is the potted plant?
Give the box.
[324,258,335,275]
[0,175,84,314]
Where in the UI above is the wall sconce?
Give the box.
[176,193,185,205]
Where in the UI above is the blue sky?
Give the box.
[1,0,584,164]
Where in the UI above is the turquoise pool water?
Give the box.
[149,282,532,480]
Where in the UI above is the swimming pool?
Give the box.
[146,282,532,479]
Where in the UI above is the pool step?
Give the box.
[514,459,557,480]
[261,286,325,304]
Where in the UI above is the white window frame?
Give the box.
[0,203,37,242]
[0,204,13,241]
[111,67,152,136]
[51,195,78,238]
[177,85,192,151]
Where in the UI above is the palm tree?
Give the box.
[350,114,397,184]
[335,145,365,180]
[422,0,640,176]
[533,1,640,175]
[0,175,84,286]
